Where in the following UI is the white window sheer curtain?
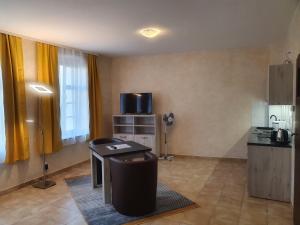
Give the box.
[0,66,6,163]
[58,48,89,145]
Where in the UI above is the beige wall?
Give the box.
[0,39,112,192]
[270,2,300,64]
[111,49,269,159]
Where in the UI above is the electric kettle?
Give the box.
[276,129,289,144]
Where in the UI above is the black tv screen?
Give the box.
[120,93,152,114]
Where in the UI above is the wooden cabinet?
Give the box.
[248,145,291,202]
[269,63,293,105]
[112,115,160,155]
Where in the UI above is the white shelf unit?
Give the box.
[112,114,160,155]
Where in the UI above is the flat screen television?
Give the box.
[120,93,152,114]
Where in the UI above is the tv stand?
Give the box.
[112,114,160,155]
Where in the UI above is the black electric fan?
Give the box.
[160,112,175,160]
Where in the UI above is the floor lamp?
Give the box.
[28,83,56,189]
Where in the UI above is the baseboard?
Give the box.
[0,160,89,196]
[170,154,247,162]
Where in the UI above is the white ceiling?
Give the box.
[0,0,298,56]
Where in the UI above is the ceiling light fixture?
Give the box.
[139,27,161,39]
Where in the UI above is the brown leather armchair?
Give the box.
[110,152,158,216]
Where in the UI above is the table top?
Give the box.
[89,141,151,157]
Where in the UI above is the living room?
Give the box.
[0,1,300,225]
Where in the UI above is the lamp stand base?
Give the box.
[32,180,56,189]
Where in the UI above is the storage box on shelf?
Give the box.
[112,114,160,155]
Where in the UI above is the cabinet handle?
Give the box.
[120,136,126,138]
[142,137,148,139]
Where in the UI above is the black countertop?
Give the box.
[247,127,292,148]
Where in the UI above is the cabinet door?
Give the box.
[269,147,291,202]
[248,145,291,202]
[134,135,145,145]
[134,135,156,154]
[269,64,293,105]
[144,135,155,149]
[134,135,152,147]
[113,134,134,141]
[248,146,272,199]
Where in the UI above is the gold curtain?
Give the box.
[88,55,103,139]
[36,43,62,154]
[0,34,29,164]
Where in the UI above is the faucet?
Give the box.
[270,115,278,121]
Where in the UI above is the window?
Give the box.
[0,66,6,162]
[58,48,89,143]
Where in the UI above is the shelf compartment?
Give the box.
[134,116,155,126]
[113,116,134,125]
[135,126,155,135]
[113,126,134,134]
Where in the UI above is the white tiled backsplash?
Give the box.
[251,102,293,130]
[268,105,293,130]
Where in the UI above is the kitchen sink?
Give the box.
[257,134,271,138]
[256,127,274,130]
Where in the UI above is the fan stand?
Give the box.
[159,124,174,161]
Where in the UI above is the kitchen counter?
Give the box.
[247,127,292,148]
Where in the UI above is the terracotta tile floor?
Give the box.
[0,157,293,225]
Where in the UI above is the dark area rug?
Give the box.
[65,175,197,225]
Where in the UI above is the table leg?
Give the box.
[90,151,97,188]
[102,158,111,204]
